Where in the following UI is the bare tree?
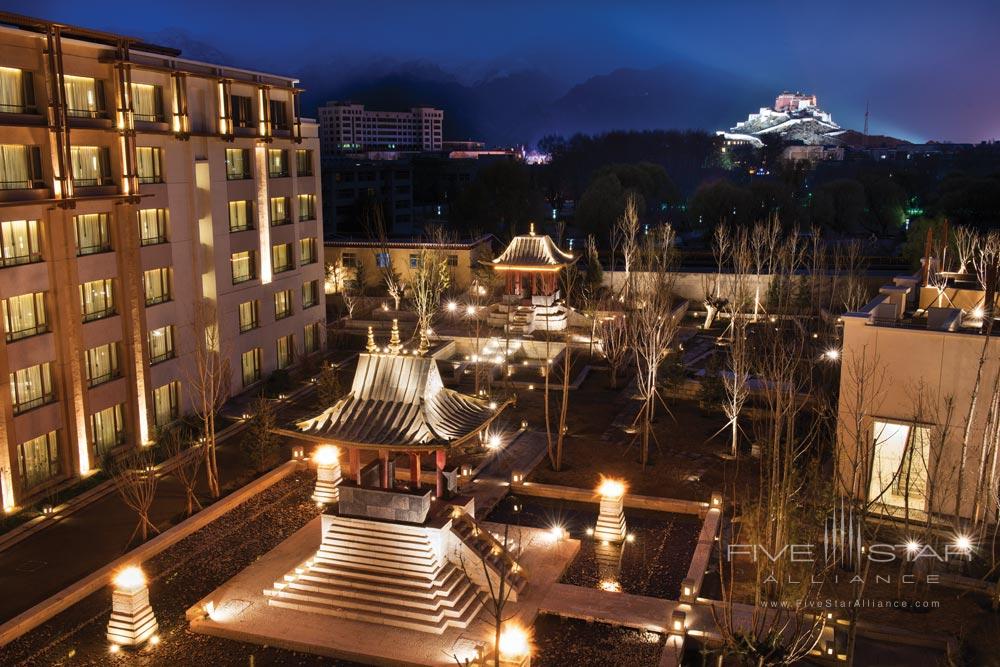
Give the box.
[704,223,732,329]
[111,447,160,545]
[598,307,629,389]
[315,364,343,409]
[625,223,680,468]
[365,202,405,310]
[410,227,452,353]
[160,426,203,517]
[718,226,754,458]
[581,235,604,357]
[954,225,976,274]
[241,395,279,473]
[185,299,231,498]
[545,259,581,472]
[613,194,641,302]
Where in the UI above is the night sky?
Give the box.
[12,0,1000,143]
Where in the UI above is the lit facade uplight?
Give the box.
[498,623,531,660]
[823,348,840,361]
[599,579,621,593]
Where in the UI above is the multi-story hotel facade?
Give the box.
[0,14,325,509]
[318,102,443,155]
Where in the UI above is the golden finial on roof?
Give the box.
[366,326,377,354]
[529,222,536,236]
[388,319,402,355]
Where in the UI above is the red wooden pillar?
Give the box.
[435,449,446,498]
[379,449,390,489]
[349,447,361,485]
[410,452,421,488]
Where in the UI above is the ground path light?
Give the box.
[497,622,532,666]
[312,445,342,505]
[594,476,627,543]
[107,565,158,648]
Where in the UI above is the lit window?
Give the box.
[225,148,251,180]
[138,209,167,245]
[143,267,171,306]
[148,326,175,364]
[267,149,288,177]
[152,382,180,427]
[238,300,259,333]
[80,279,115,321]
[0,67,36,114]
[135,147,163,184]
[18,431,59,489]
[0,146,43,190]
[241,348,261,387]
[85,342,120,386]
[10,362,55,414]
[63,75,105,118]
[274,289,293,319]
[297,194,316,221]
[130,83,163,122]
[74,213,112,255]
[2,291,46,341]
[228,200,253,232]
[231,251,256,284]
[272,243,293,273]
[302,280,319,309]
[70,146,111,187]
[299,237,316,265]
[295,149,313,176]
[276,334,295,369]
[91,404,126,457]
[270,197,290,225]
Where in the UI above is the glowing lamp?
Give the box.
[953,535,972,554]
[114,566,146,591]
[670,610,686,635]
[823,348,840,361]
[107,565,158,646]
[487,433,502,450]
[313,445,340,466]
[466,305,477,316]
[905,540,920,554]
[498,624,531,660]
[597,477,626,499]
[312,445,343,505]
[447,301,457,312]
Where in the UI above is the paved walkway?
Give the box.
[466,430,549,518]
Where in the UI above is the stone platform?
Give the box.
[187,516,579,666]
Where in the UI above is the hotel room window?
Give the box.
[2,291,46,341]
[85,342,120,387]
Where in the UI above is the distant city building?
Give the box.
[321,158,414,237]
[318,102,443,155]
[782,144,845,164]
[0,15,325,508]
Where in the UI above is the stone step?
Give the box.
[294,565,469,601]
[316,549,440,576]
[325,519,434,543]
[321,533,438,562]
[282,571,476,611]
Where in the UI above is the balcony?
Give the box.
[6,322,48,343]
[82,306,116,323]
[72,175,114,188]
[87,368,121,388]
[12,392,56,415]
[149,348,175,365]
[1,250,42,268]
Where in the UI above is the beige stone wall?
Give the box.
[837,315,1000,520]
[325,240,491,294]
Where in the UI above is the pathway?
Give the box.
[466,430,549,518]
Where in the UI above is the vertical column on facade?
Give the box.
[46,206,91,477]
[43,25,73,200]
[113,200,151,446]
[254,144,272,284]
[217,79,233,139]
[257,85,272,141]
[0,307,16,509]
[113,41,139,197]
[292,89,302,144]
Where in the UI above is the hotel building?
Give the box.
[0,14,325,509]
[318,102,443,155]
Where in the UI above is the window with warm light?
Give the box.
[225,148,251,180]
[79,278,115,321]
[276,334,295,369]
[152,381,180,427]
[341,252,357,268]
[70,146,112,187]
[0,219,40,265]
[239,300,259,333]
[135,147,163,184]
[0,145,43,190]
[272,243,293,273]
[91,404,126,457]
[267,149,288,177]
[228,200,253,232]
[130,83,163,122]
[270,196,290,226]
[302,279,319,309]
[148,326,175,364]
[18,430,59,489]
[10,362,55,414]
[85,342,120,387]
[299,237,316,265]
[63,75,105,118]
[297,193,316,221]
[2,291,46,341]
[295,149,313,176]
[138,208,167,246]
[304,321,321,353]
[231,250,256,284]
[74,213,112,255]
[274,289,293,319]
[0,67,36,114]
[241,348,261,387]
[143,267,171,306]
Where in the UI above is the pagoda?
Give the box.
[487,224,576,334]
[265,326,525,633]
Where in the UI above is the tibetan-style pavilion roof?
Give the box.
[295,352,504,451]
[490,228,575,270]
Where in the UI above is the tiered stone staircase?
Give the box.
[264,516,484,634]
[450,511,528,595]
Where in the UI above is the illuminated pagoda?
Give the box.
[487,223,576,334]
[266,328,524,633]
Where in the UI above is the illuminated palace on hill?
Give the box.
[0,13,326,510]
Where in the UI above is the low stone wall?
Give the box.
[0,460,303,648]
[338,484,432,523]
[510,480,708,515]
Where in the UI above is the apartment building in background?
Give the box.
[0,14,326,509]
[318,102,443,155]
[321,158,414,236]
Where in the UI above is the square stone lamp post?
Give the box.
[312,444,343,505]
[107,565,159,649]
[594,477,627,543]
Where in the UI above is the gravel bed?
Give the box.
[0,470,362,666]
[486,495,701,598]
[532,614,665,666]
